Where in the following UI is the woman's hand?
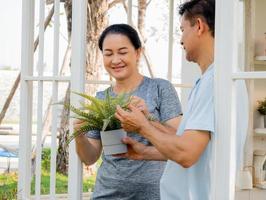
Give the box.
[73,119,87,138]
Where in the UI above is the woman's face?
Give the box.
[102,33,141,81]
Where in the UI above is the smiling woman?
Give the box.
[73,24,182,200]
[98,24,142,84]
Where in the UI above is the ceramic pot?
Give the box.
[100,129,127,155]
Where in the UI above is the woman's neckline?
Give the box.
[110,76,146,95]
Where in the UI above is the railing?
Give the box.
[19,0,64,199]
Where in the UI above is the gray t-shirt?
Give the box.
[86,76,182,200]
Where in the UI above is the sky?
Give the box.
[0,1,22,69]
[0,0,186,123]
[0,0,182,81]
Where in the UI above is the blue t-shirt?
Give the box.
[160,65,215,200]
[86,76,182,200]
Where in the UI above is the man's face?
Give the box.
[180,16,199,62]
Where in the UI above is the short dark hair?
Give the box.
[98,24,142,51]
[179,0,215,37]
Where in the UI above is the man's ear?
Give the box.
[196,17,207,36]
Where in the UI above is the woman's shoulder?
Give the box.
[144,76,173,88]
[95,87,111,99]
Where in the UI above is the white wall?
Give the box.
[253,0,266,151]
[180,52,200,110]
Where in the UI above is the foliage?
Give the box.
[30,170,95,195]
[0,172,17,200]
[0,171,95,198]
[42,148,51,171]
[257,97,266,115]
[66,89,131,144]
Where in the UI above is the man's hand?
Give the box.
[115,137,147,160]
[115,104,150,133]
[129,96,149,116]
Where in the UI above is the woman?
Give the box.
[74,24,182,200]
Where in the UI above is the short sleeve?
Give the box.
[85,90,106,140]
[156,79,182,122]
[184,76,214,133]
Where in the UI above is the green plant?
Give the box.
[257,97,266,115]
[66,89,131,144]
[0,172,17,200]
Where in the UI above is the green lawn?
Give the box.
[0,148,96,199]
[0,171,95,199]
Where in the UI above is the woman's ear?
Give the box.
[136,48,143,61]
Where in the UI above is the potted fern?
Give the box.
[67,89,131,155]
[257,97,266,128]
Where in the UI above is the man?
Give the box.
[115,0,215,199]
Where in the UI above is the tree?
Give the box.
[56,0,124,174]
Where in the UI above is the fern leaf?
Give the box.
[67,124,97,145]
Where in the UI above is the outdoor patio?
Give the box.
[1,0,266,199]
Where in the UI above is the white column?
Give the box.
[18,0,35,199]
[212,0,239,199]
[35,0,45,198]
[50,0,60,199]
[68,0,87,199]
[167,0,174,82]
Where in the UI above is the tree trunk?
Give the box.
[85,0,108,94]
[56,86,70,174]
[56,0,109,174]
[138,0,147,43]
[55,0,150,174]
[55,0,71,174]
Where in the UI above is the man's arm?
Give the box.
[116,116,181,161]
[150,116,182,135]
[127,95,182,134]
[116,105,210,168]
[116,136,167,161]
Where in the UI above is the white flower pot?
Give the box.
[100,129,127,155]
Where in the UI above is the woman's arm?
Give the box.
[74,119,102,165]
